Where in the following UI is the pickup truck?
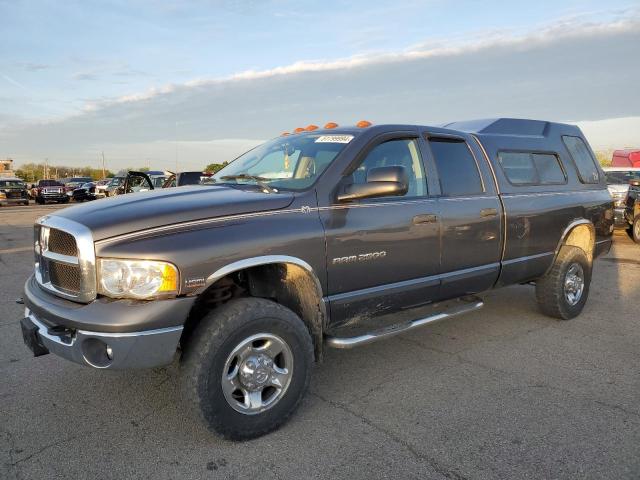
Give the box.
[33,179,68,204]
[20,118,613,440]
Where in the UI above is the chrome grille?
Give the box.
[48,229,78,256]
[48,262,81,293]
[34,217,96,303]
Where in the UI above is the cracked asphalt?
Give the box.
[1,204,639,479]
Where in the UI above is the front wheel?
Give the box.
[181,297,314,440]
[535,246,591,320]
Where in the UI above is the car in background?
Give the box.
[94,179,111,197]
[59,177,93,198]
[624,179,640,243]
[71,182,98,202]
[105,172,127,196]
[147,171,167,188]
[34,179,68,204]
[0,178,29,206]
[612,149,640,168]
[603,167,640,227]
[162,171,212,188]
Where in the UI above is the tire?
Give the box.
[535,246,591,320]
[181,297,314,440]
[631,216,640,244]
[36,198,44,205]
[60,197,70,204]
[22,200,29,206]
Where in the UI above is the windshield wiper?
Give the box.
[219,174,278,193]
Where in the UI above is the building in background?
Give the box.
[0,159,15,177]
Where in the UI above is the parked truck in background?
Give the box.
[20,118,613,440]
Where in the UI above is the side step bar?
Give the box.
[325,297,484,349]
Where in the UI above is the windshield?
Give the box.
[213,133,355,191]
[178,172,206,186]
[0,180,24,188]
[605,171,640,184]
[151,176,166,188]
[39,180,62,187]
[108,177,124,187]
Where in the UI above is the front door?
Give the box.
[321,134,441,334]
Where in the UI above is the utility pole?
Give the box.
[101,151,106,178]
[44,158,49,179]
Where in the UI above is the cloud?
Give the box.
[72,72,99,81]
[4,13,640,169]
[17,62,52,72]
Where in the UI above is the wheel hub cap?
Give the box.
[564,263,585,306]
[221,333,293,415]
[239,354,273,390]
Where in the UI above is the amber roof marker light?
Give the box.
[356,120,372,128]
[305,124,319,131]
[280,132,290,136]
[293,127,305,133]
[324,122,339,129]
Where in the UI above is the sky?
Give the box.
[1,0,639,171]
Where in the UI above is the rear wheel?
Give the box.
[36,197,44,205]
[535,246,591,320]
[181,297,314,440]
[631,216,640,244]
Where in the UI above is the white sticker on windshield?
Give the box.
[315,135,354,144]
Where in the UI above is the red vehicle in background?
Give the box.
[612,149,640,168]
[33,179,68,204]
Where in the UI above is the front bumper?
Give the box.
[22,275,195,369]
[613,207,627,228]
[22,309,183,369]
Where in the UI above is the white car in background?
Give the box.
[94,179,111,197]
[603,167,640,227]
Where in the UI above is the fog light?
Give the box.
[81,338,114,368]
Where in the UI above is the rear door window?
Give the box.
[562,136,600,184]
[429,137,483,196]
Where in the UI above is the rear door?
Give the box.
[424,133,502,299]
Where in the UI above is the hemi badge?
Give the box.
[185,277,206,288]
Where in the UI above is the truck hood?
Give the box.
[53,185,295,241]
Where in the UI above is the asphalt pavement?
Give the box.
[1,203,639,479]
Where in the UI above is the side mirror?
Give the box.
[338,166,408,202]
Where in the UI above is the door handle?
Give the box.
[412,214,438,224]
[480,208,498,217]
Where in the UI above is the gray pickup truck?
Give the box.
[20,118,613,439]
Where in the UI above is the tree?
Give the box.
[14,162,114,181]
[594,150,612,167]
[205,161,228,174]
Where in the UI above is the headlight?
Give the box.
[0,192,5,199]
[97,258,179,299]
